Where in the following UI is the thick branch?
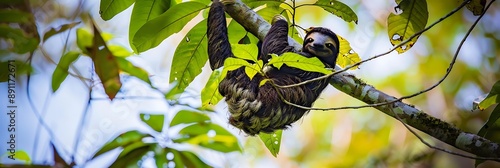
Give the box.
[223,0,500,158]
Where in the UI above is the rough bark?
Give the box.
[222,0,500,158]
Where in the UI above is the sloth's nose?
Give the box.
[313,43,324,48]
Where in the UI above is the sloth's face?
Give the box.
[303,32,339,67]
[303,32,338,58]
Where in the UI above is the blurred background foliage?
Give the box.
[0,0,499,167]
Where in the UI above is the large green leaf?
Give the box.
[174,123,241,153]
[43,22,80,42]
[268,52,332,74]
[88,24,122,100]
[52,51,80,92]
[93,130,149,159]
[336,35,360,69]
[0,25,38,54]
[99,0,136,20]
[133,1,207,52]
[170,110,210,127]
[232,44,259,62]
[478,80,500,110]
[201,68,224,107]
[242,0,284,9]
[387,0,428,54]
[140,113,165,132]
[169,19,208,95]
[313,0,358,24]
[259,130,282,157]
[466,0,485,16]
[129,0,171,52]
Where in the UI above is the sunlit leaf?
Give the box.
[313,0,358,24]
[93,130,149,159]
[43,22,80,42]
[88,24,122,100]
[99,0,135,20]
[52,51,80,92]
[232,44,259,62]
[268,52,331,74]
[259,78,270,87]
[169,19,208,96]
[223,57,250,72]
[476,104,500,167]
[140,113,165,132]
[0,25,38,54]
[170,110,210,127]
[133,1,207,52]
[242,0,284,9]
[174,123,241,153]
[76,28,93,55]
[108,45,133,57]
[110,143,151,168]
[115,57,152,86]
[0,9,32,23]
[466,0,485,16]
[478,80,500,110]
[387,0,428,53]
[336,35,360,69]
[201,68,224,107]
[244,60,263,80]
[259,130,282,157]
[129,0,171,52]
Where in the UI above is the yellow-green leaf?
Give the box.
[259,130,282,157]
[201,68,224,107]
[387,0,428,53]
[170,110,210,127]
[336,35,360,69]
[232,44,259,62]
[268,52,331,74]
[478,80,500,110]
[129,0,171,52]
[99,0,135,20]
[52,51,80,92]
[140,113,165,132]
[115,57,151,86]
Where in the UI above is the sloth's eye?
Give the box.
[306,38,314,43]
[326,43,333,48]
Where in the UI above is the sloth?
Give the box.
[207,0,340,135]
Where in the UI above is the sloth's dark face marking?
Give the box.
[303,32,339,66]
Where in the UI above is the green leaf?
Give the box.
[132,1,207,52]
[52,51,80,92]
[174,123,241,153]
[170,110,210,127]
[478,80,500,110]
[242,0,284,9]
[476,104,500,167]
[93,130,149,159]
[99,0,136,20]
[244,60,263,80]
[110,143,151,168]
[76,28,93,55]
[129,0,171,52]
[166,148,211,168]
[227,19,258,44]
[140,113,165,132]
[0,9,33,23]
[387,0,428,54]
[313,0,358,24]
[0,25,38,54]
[0,60,32,82]
[43,22,80,42]
[88,23,122,100]
[259,78,270,87]
[201,68,224,107]
[169,19,208,96]
[336,35,360,69]
[108,45,133,57]
[466,0,485,16]
[232,44,259,62]
[115,57,152,86]
[259,130,282,157]
[268,52,331,74]
[223,57,250,72]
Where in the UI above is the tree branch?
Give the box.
[222,0,500,159]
